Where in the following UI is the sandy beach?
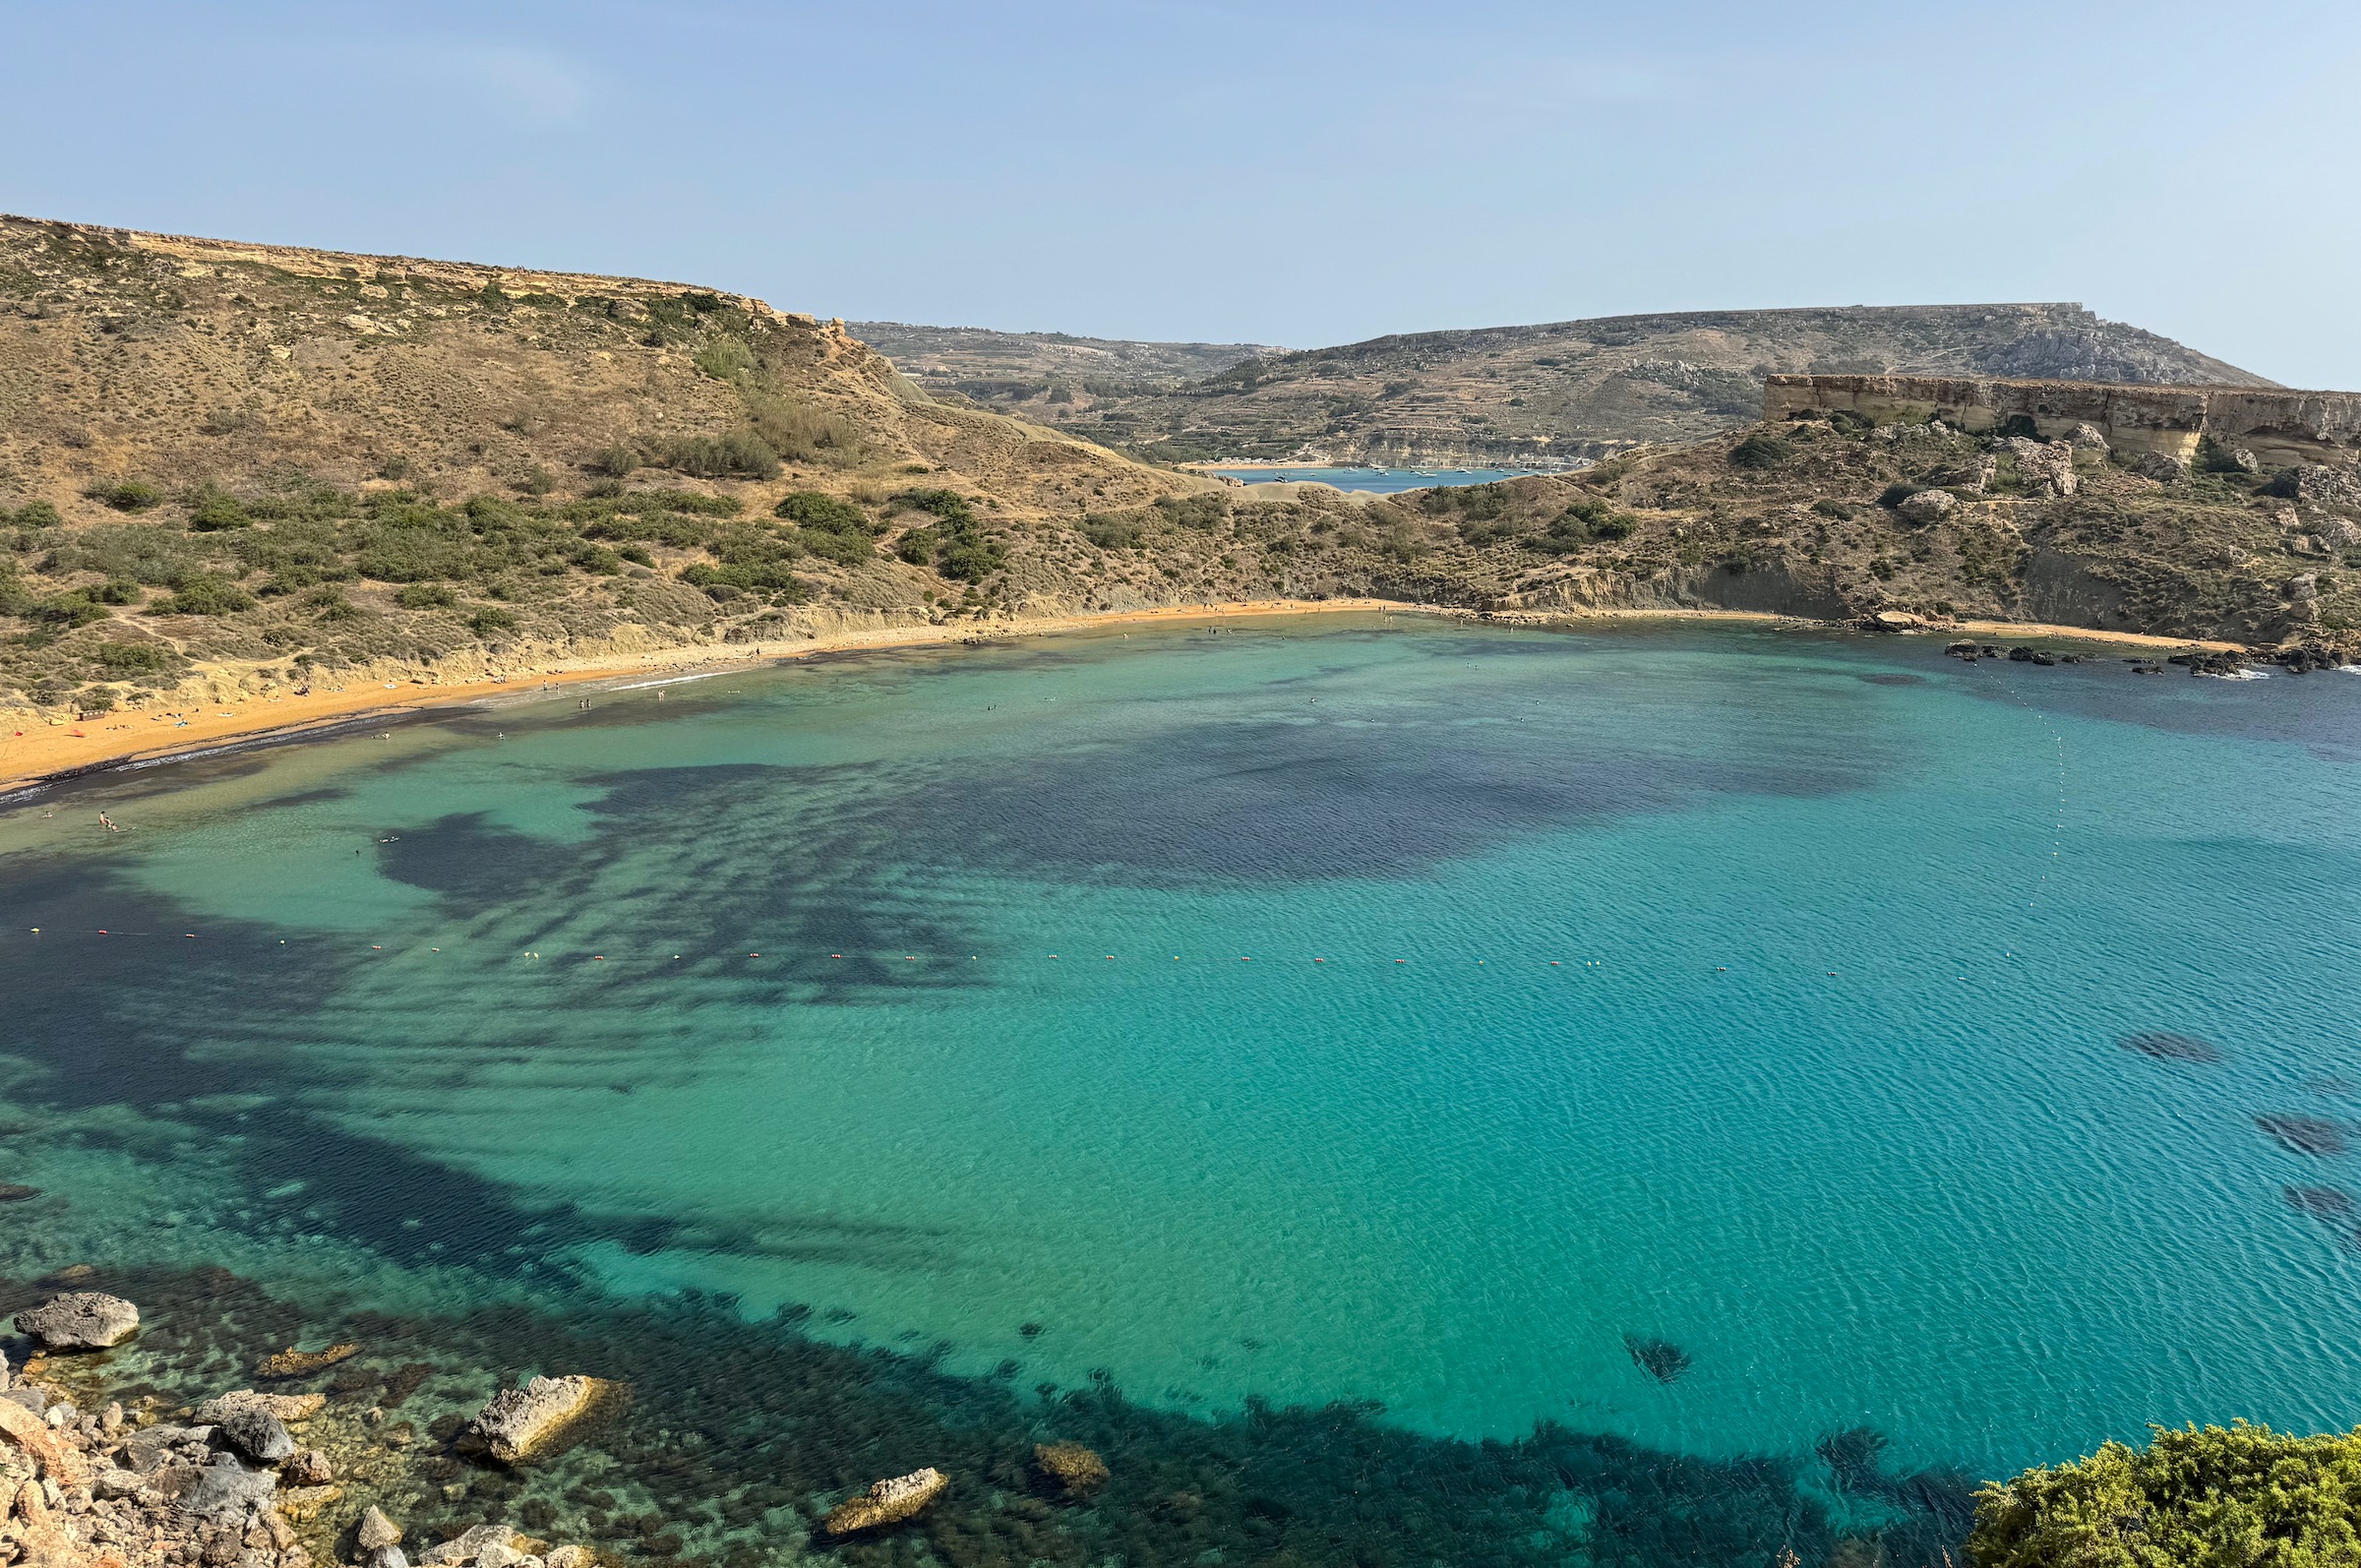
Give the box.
[0,598,2245,798]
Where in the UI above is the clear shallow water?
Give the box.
[1206,465,1548,492]
[7,618,2361,1556]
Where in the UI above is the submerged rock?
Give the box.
[256,1341,362,1379]
[464,1376,614,1465]
[823,1468,948,1535]
[419,1523,530,1566]
[1624,1335,1691,1383]
[0,1184,38,1202]
[2119,1031,2222,1063]
[1035,1441,1110,1495]
[16,1291,139,1350]
[2258,1115,2348,1157]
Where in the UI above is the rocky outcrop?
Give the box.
[821,1468,948,1536]
[2002,438,2078,497]
[16,1292,139,1350]
[462,1376,614,1466]
[1898,488,1960,523]
[1766,374,2361,468]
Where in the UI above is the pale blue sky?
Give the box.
[6,1,2358,385]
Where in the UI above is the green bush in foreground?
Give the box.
[1969,1421,2361,1568]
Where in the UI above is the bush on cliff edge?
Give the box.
[1969,1421,2361,1568]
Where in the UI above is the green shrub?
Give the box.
[153,573,253,616]
[12,501,61,529]
[1153,494,1229,530]
[87,480,161,512]
[303,587,362,622]
[774,492,874,534]
[589,446,642,478]
[1081,513,1144,550]
[468,607,519,636]
[645,431,780,480]
[619,545,654,567]
[1996,414,2042,441]
[90,640,170,675]
[1811,498,1855,519]
[693,337,756,382]
[936,536,1006,582]
[187,492,252,531]
[1970,1422,2361,1568]
[746,393,861,464]
[1728,433,1790,469]
[77,686,119,713]
[31,593,109,630]
[895,525,942,567]
[395,583,457,610]
[893,487,978,526]
[52,524,202,586]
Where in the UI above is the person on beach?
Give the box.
[97,813,122,832]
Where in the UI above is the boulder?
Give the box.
[464,1376,613,1465]
[822,1468,948,1536]
[366,1549,411,1568]
[544,1548,591,1568]
[1868,610,1928,632]
[2288,573,2321,601]
[174,1453,278,1520]
[1897,488,1959,524]
[191,1391,324,1425]
[1930,456,1996,494]
[2003,437,2078,498]
[15,1292,138,1350]
[1034,1441,1109,1495]
[2295,464,2361,512]
[357,1505,404,1550]
[283,1448,333,1486]
[2131,451,2188,481]
[212,1402,294,1465]
[2067,422,2109,451]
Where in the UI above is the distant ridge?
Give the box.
[853,303,2271,466]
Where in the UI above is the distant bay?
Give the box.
[1205,464,1550,492]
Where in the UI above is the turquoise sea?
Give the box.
[6,616,2361,1564]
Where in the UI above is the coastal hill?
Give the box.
[883,304,2270,466]
[0,211,2352,737]
[846,321,1281,406]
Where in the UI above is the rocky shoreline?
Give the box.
[0,1284,1117,1568]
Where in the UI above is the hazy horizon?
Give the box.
[7,0,2357,387]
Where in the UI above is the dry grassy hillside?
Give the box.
[0,215,2343,730]
[0,214,1271,721]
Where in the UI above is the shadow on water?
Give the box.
[0,1262,1976,1568]
[0,856,1981,1565]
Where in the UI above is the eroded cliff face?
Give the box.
[1764,375,2361,469]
